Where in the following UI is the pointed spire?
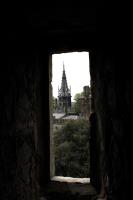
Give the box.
[63,62,65,71]
[57,63,71,113]
[62,62,66,80]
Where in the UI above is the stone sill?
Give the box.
[51,176,90,183]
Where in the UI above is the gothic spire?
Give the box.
[57,62,71,113]
[63,62,65,71]
[62,62,66,80]
[58,63,71,97]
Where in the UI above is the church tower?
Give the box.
[57,63,71,113]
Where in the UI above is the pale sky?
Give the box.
[52,52,90,101]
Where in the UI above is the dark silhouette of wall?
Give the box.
[1,5,132,200]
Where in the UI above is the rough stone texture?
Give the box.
[90,49,133,199]
[0,53,41,199]
[1,5,132,200]
[41,182,96,200]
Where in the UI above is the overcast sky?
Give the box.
[52,52,90,101]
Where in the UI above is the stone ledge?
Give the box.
[51,176,90,184]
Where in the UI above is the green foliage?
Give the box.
[53,97,57,111]
[73,93,82,114]
[54,119,90,178]
[74,93,82,101]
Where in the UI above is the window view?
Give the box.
[51,52,91,180]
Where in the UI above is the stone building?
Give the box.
[77,86,91,120]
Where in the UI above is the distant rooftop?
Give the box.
[53,113,65,119]
[53,113,79,120]
[63,115,79,120]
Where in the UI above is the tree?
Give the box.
[53,96,57,112]
[73,92,82,114]
[54,119,90,178]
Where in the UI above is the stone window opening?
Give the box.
[49,51,92,184]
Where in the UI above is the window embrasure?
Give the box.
[50,51,91,183]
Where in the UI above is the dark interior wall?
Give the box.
[1,5,132,200]
[2,25,51,198]
[0,46,41,199]
[90,47,133,199]
[2,7,96,199]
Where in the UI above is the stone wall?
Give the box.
[0,48,48,199]
[90,49,132,199]
[1,5,132,200]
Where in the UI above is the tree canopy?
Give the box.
[54,119,90,178]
